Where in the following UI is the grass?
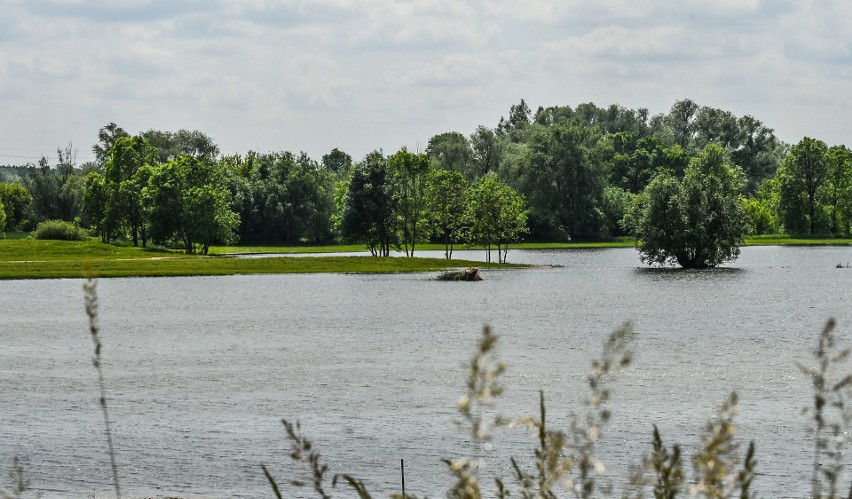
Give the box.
[0,237,515,280]
[2,231,851,280]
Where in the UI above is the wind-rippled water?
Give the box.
[2,246,852,497]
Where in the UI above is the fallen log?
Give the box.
[437,267,482,281]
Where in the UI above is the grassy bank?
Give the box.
[210,235,852,255]
[0,237,514,280]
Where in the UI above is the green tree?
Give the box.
[143,156,239,254]
[469,126,501,180]
[424,168,468,259]
[463,173,528,263]
[426,132,474,175]
[341,151,395,256]
[628,144,748,268]
[320,148,353,175]
[82,172,111,242]
[103,135,156,246]
[388,148,431,256]
[141,129,220,164]
[601,186,634,237]
[92,122,129,168]
[0,183,33,231]
[0,197,6,234]
[777,137,830,235]
[238,152,335,244]
[518,122,606,240]
[826,145,851,234]
[742,178,780,235]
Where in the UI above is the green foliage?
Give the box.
[388,149,431,256]
[0,199,5,234]
[778,137,831,235]
[628,144,749,268]
[32,219,89,241]
[427,131,475,176]
[518,121,606,240]
[601,186,634,237]
[463,173,528,263]
[469,126,502,180]
[143,156,239,254]
[141,128,219,163]
[321,147,353,175]
[23,154,82,225]
[341,151,396,256]
[425,168,468,258]
[231,151,336,244]
[101,135,157,246]
[0,183,32,231]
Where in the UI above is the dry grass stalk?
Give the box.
[83,277,121,499]
[262,418,374,499]
[568,323,635,498]
[445,325,508,497]
[797,318,852,499]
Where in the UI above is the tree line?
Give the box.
[0,98,849,258]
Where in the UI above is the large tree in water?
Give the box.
[628,144,748,268]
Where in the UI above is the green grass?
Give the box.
[744,234,852,246]
[0,237,517,280]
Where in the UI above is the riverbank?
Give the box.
[1,233,850,280]
[0,238,516,280]
[210,235,852,255]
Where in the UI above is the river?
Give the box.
[1,246,851,497]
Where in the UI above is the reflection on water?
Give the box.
[1,246,852,497]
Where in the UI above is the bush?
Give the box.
[32,219,89,241]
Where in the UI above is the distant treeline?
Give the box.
[0,99,849,253]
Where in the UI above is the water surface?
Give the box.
[2,246,851,497]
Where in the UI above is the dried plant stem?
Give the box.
[84,278,121,499]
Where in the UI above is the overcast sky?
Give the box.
[1,0,850,165]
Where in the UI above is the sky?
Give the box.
[0,0,850,165]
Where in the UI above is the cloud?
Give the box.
[0,0,850,160]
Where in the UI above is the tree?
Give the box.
[93,122,129,167]
[463,173,528,264]
[141,129,220,164]
[23,154,82,224]
[424,168,468,259]
[341,151,395,256]
[628,144,748,268]
[321,148,352,175]
[426,132,474,175]
[469,126,501,180]
[0,183,33,231]
[82,172,111,241]
[662,99,699,149]
[518,122,606,240]
[826,145,851,234]
[143,156,239,254]
[103,135,156,246]
[388,148,431,256]
[0,197,5,234]
[237,152,335,244]
[777,137,830,235]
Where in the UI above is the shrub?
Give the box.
[32,219,89,241]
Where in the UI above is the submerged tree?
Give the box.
[628,144,748,268]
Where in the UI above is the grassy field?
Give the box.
[2,231,851,280]
[0,236,514,280]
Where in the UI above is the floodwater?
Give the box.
[2,246,852,497]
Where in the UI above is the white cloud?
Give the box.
[0,0,850,161]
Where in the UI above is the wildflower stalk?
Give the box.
[83,277,121,499]
[798,318,852,499]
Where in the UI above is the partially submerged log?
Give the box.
[437,267,482,281]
